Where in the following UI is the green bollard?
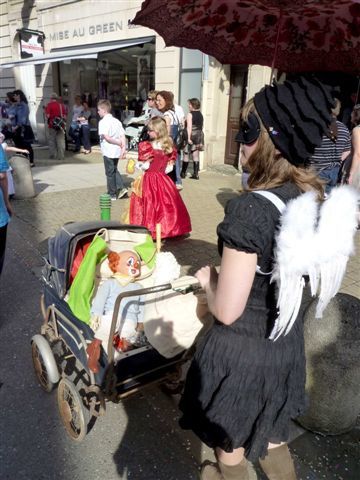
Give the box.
[99,193,111,220]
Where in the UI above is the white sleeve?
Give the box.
[98,119,105,136]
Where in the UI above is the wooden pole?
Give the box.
[156,223,161,253]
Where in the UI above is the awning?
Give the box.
[0,36,154,69]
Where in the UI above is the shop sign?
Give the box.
[18,29,45,59]
[49,21,123,42]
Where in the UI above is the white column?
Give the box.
[14,64,38,139]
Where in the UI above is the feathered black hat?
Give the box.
[254,77,336,166]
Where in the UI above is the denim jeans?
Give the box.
[80,125,91,151]
[69,122,81,150]
[169,124,182,185]
[318,164,341,195]
[103,156,125,197]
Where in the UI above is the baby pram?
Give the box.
[32,221,200,441]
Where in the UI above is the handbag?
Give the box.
[17,124,34,142]
[126,157,136,174]
[175,123,188,151]
[52,116,66,132]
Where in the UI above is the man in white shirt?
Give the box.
[97,99,127,200]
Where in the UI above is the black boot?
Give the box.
[180,161,188,179]
[191,161,199,179]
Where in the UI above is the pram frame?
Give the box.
[33,221,197,441]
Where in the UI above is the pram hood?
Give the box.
[43,221,150,298]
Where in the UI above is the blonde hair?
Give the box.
[147,90,158,101]
[148,116,174,154]
[97,99,111,112]
[241,99,324,199]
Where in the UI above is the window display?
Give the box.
[58,42,155,129]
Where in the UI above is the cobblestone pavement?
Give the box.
[5,148,360,479]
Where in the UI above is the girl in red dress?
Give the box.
[129,116,191,239]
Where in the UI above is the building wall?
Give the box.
[0,0,269,164]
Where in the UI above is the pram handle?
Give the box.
[107,279,201,363]
[171,276,201,293]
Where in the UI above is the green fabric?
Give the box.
[67,236,108,324]
[134,234,156,269]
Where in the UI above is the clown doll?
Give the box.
[86,250,145,373]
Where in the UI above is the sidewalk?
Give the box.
[8,147,360,479]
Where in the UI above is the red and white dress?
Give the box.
[129,141,191,239]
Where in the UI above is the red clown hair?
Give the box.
[108,251,120,273]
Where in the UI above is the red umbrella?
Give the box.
[133,0,360,73]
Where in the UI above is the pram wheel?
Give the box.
[57,378,89,441]
[31,334,60,393]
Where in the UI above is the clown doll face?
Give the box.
[116,250,141,278]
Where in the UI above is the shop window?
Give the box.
[179,48,203,113]
[58,42,155,129]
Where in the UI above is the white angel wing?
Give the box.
[270,191,318,340]
[312,185,359,318]
[271,185,359,340]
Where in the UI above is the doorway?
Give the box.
[224,65,248,166]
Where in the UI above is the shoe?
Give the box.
[259,444,296,480]
[30,163,35,168]
[83,150,91,154]
[117,188,128,199]
[110,196,117,202]
[176,183,183,190]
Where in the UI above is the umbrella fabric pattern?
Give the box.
[133,0,360,73]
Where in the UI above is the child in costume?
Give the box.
[86,250,145,373]
[129,116,191,239]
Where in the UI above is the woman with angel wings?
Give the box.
[179,77,359,480]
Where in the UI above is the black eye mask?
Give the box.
[235,113,261,144]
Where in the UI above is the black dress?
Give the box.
[179,183,307,461]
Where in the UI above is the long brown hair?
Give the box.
[241,99,324,199]
[156,91,174,112]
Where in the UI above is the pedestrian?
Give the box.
[0,146,13,276]
[146,90,163,119]
[129,116,191,239]
[179,78,333,480]
[69,95,83,152]
[77,101,92,154]
[97,99,127,201]
[0,92,16,140]
[155,91,183,189]
[12,89,35,167]
[45,92,66,160]
[181,98,204,180]
[309,98,351,194]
